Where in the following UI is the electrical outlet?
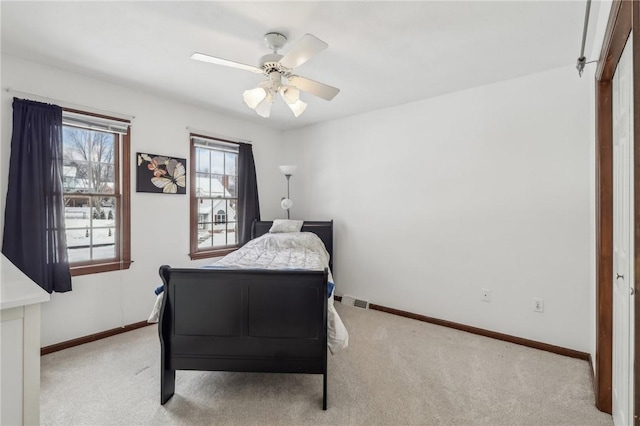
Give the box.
[533,298,544,313]
[482,288,491,302]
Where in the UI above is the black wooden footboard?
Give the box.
[158,266,329,409]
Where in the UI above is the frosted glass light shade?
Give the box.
[243,87,267,109]
[281,198,293,210]
[254,99,273,118]
[281,86,300,104]
[279,165,297,175]
[287,100,307,118]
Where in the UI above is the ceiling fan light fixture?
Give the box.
[287,99,307,118]
[254,98,273,118]
[265,87,276,103]
[243,87,267,109]
[195,32,338,120]
[280,85,300,104]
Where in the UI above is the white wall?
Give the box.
[284,65,593,352]
[0,54,598,353]
[0,55,286,346]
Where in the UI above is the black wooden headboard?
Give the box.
[251,220,333,271]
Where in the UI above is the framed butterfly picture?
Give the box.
[136,152,187,194]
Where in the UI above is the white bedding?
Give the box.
[148,232,349,354]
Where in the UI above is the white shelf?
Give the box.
[0,255,50,310]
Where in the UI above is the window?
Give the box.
[190,134,239,259]
[61,110,131,275]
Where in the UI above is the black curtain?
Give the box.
[2,98,72,293]
[237,143,260,245]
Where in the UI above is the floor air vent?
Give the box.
[341,295,369,309]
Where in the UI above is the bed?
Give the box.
[154,220,347,409]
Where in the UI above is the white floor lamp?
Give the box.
[279,165,297,219]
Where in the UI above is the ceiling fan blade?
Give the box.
[279,34,328,69]
[288,76,340,101]
[191,52,263,74]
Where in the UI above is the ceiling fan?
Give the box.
[191,32,340,118]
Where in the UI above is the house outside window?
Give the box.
[61,110,132,276]
[215,210,227,224]
[190,134,239,259]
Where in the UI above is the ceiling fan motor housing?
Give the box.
[260,55,290,76]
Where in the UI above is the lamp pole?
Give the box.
[285,174,291,219]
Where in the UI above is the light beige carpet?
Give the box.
[41,303,612,426]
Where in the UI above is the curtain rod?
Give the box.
[4,88,135,121]
[576,0,593,77]
[186,127,251,145]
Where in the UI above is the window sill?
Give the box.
[70,260,133,277]
[189,247,238,261]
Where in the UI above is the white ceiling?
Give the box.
[1,1,598,131]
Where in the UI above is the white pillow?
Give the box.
[269,219,304,233]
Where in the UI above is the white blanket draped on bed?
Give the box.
[148,232,349,354]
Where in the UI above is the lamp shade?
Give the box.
[287,100,307,118]
[279,165,297,175]
[281,198,293,210]
[254,99,273,118]
[243,87,267,109]
[280,86,300,104]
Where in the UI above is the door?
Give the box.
[612,34,634,426]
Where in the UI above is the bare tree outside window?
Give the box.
[63,127,115,210]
